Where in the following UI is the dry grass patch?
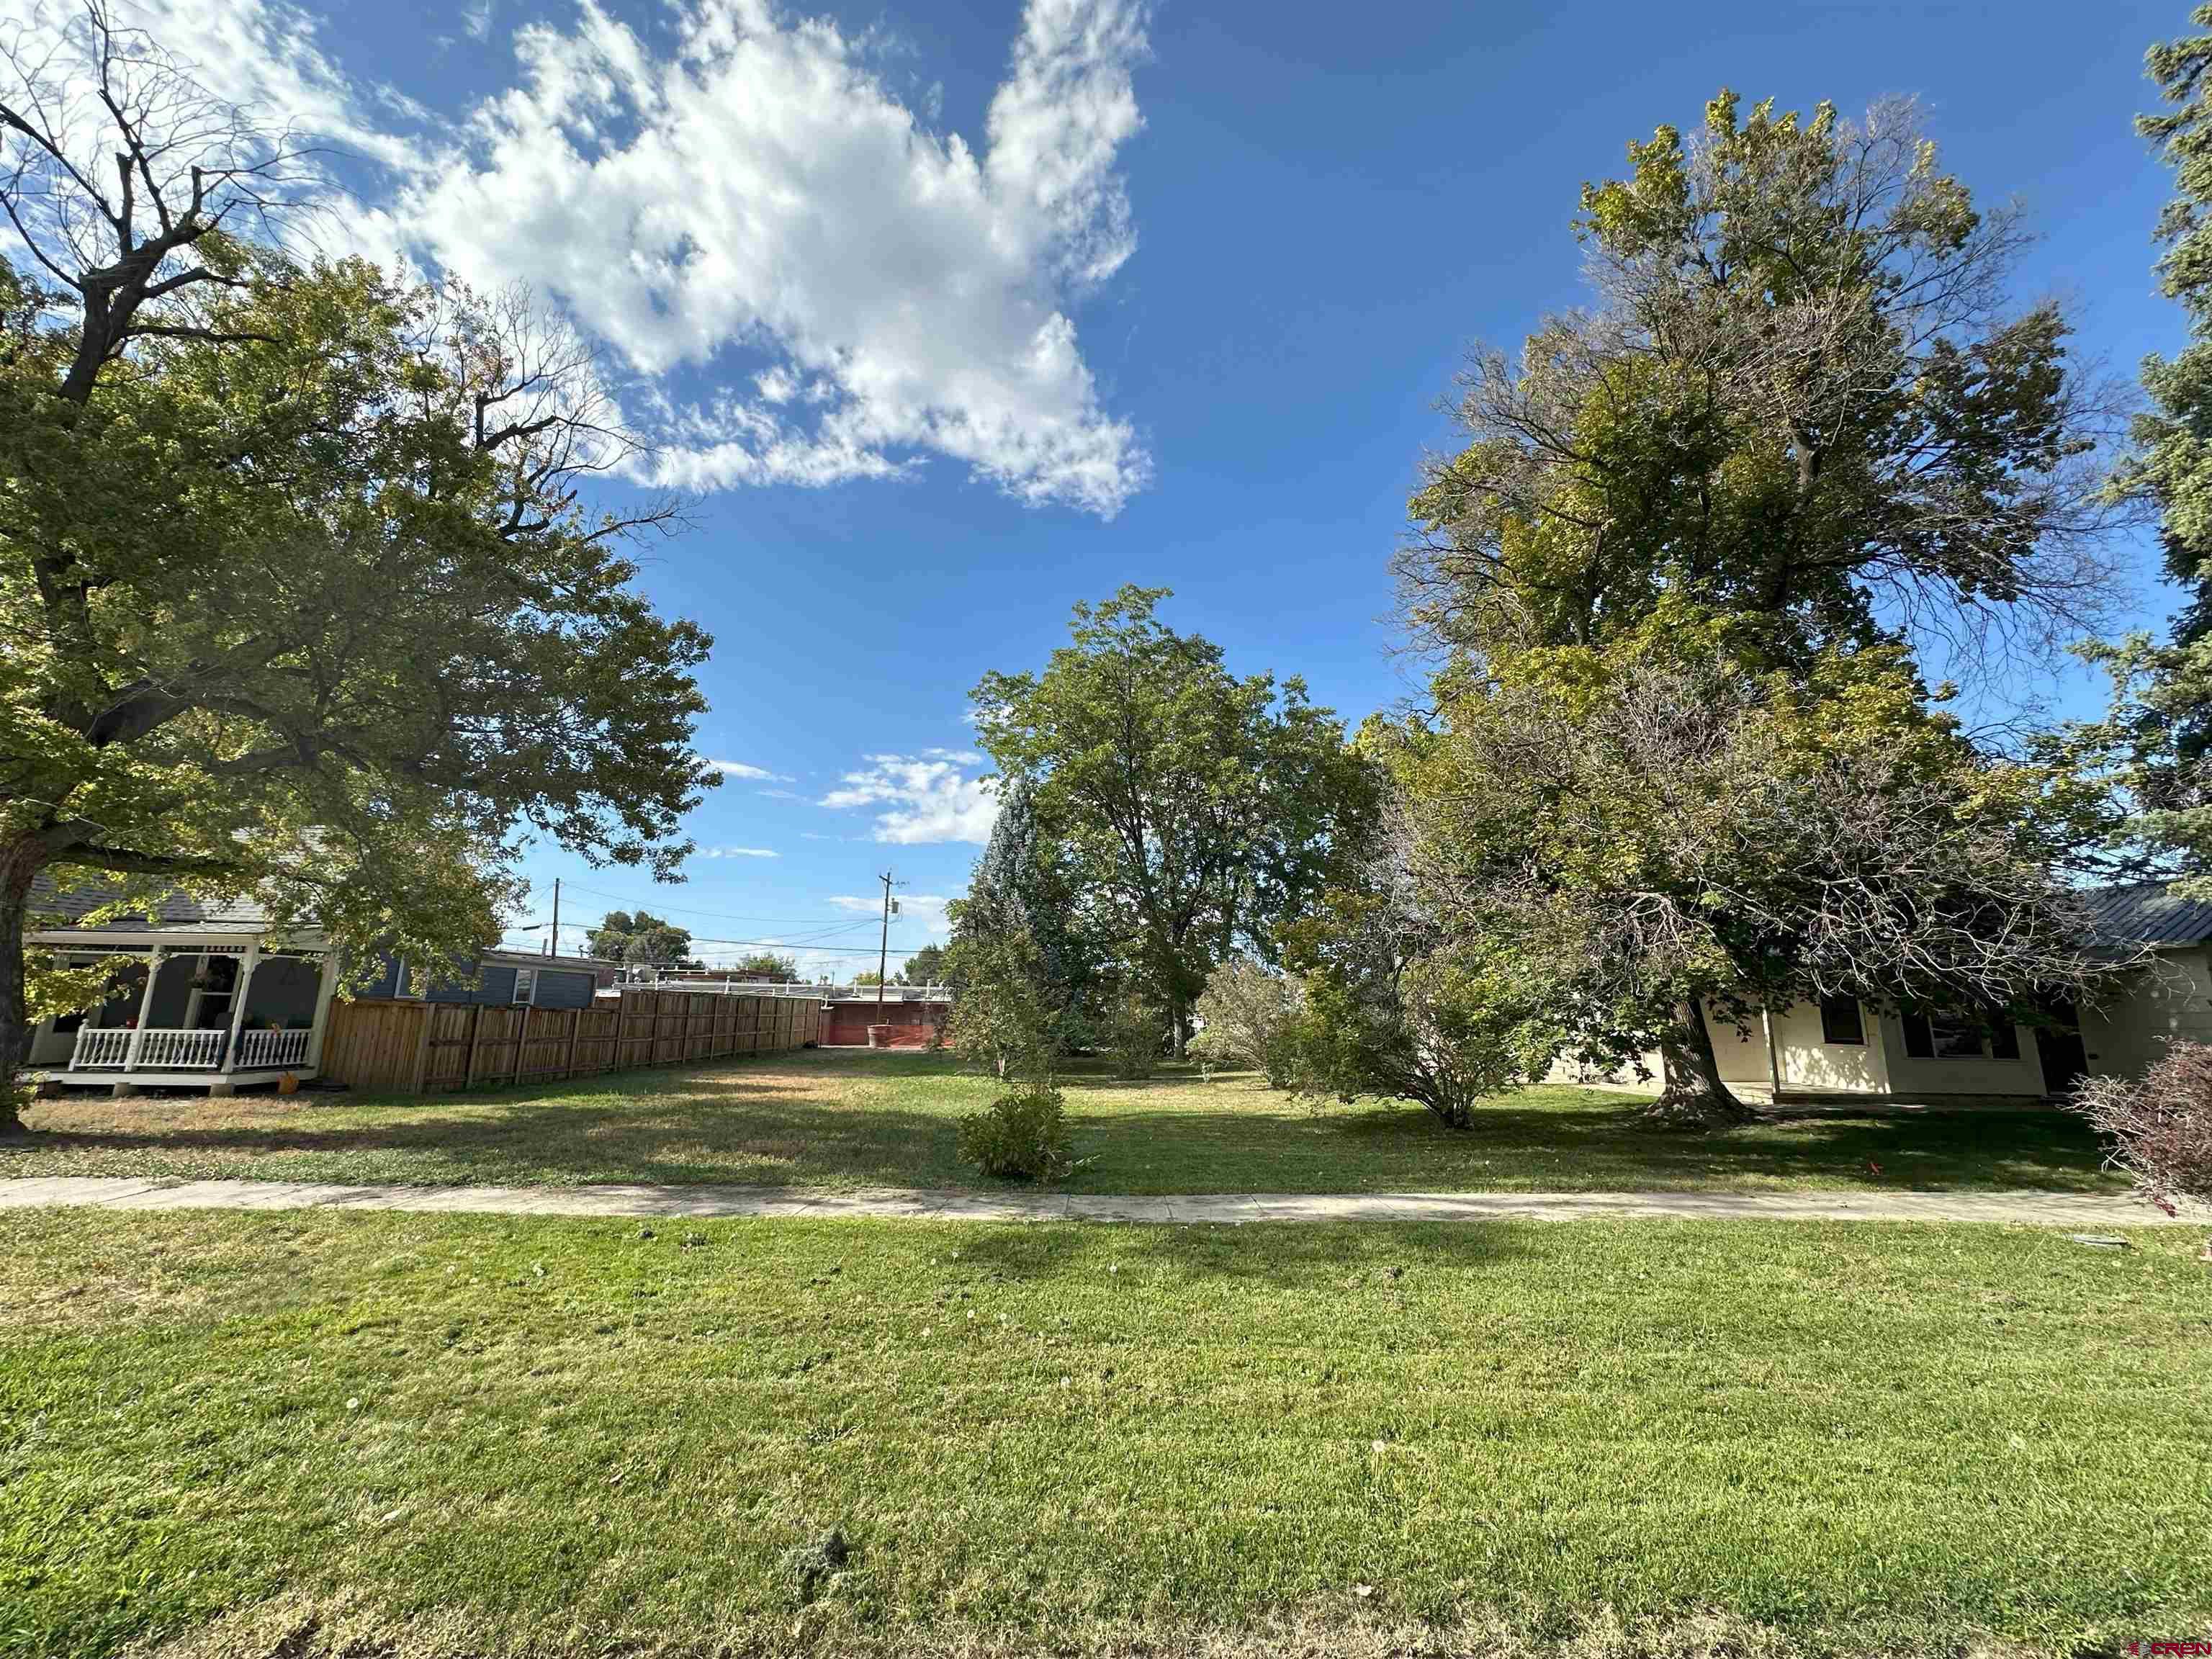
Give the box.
[3,1047,2122,1195]
[133,1591,1975,1659]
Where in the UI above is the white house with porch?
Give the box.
[24,875,340,1095]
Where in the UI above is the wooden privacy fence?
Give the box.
[320,989,822,1097]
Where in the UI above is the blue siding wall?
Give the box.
[367,951,596,1007]
[423,964,482,1002]
[472,964,520,1004]
[532,970,595,1010]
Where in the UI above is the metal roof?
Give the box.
[2080,880,2212,948]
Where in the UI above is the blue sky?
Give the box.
[20,0,2192,973]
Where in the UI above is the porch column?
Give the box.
[213,940,261,1092]
[304,949,342,1071]
[122,947,166,1079]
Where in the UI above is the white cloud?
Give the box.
[0,0,423,268]
[705,759,795,783]
[820,752,997,844]
[696,845,778,858]
[410,0,1151,515]
[7,0,1151,515]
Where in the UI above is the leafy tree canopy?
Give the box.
[971,587,1377,1051]
[897,943,948,985]
[1364,92,2132,1123]
[0,15,714,1123]
[585,913,698,970]
[1347,612,2123,1123]
[1401,92,2123,683]
[724,951,801,982]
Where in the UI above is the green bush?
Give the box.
[1101,992,1161,1080]
[1190,958,1305,1088]
[957,1087,1074,1182]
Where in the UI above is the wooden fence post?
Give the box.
[408,1001,434,1095]
[565,1007,583,1079]
[463,1005,484,1089]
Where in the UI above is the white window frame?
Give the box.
[512,966,537,1006]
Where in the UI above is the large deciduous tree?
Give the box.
[971,588,1375,1054]
[0,9,713,1125]
[1374,93,2131,1121]
[1364,624,2123,1124]
[1400,92,2126,679]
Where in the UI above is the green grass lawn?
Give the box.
[0,1208,2203,1658]
[4,1048,2120,1195]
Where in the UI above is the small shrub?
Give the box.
[1190,958,1305,1088]
[2071,1040,2212,1214]
[957,1087,1074,1181]
[942,927,1065,1081]
[1101,993,1161,1080]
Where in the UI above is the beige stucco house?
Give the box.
[1550,994,2054,1104]
[1549,880,2212,1105]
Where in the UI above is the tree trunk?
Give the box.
[0,840,42,1136]
[1642,999,1757,1130]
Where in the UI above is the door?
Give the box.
[184,954,239,1030]
[2035,1002,2088,1100]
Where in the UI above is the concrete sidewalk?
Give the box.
[0,1175,2195,1227]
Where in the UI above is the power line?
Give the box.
[498,920,942,958]
[555,881,918,928]
[507,907,888,952]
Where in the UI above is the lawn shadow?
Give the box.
[1058,1097,2115,1193]
[944,1213,1535,1289]
[12,1076,981,1190]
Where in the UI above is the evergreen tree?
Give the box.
[2090,7,2212,881]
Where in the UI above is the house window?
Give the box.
[512,967,537,1005]
[1930,1019,1983,1059]
[1818,995,1865,1046]
[1902,1010,2022,1061]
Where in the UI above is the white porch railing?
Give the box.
[235,1027,311,1070]
[130,1028,226,1070]
[68,1028,134,1069]
[70,1027,226,1071]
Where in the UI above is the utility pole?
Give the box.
[876,869,894,1016]
[547,878,560,958]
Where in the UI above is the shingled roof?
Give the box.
[24,871,271,931]
[2080,880,2212,949]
